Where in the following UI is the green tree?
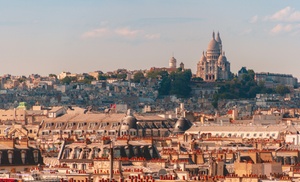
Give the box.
[146,71,159,79]
[60,76,72,85]
[133,72,145,83]
[117,73,127,80]
[49,74,57,79]
[275,85,290,95]
[158,69,192,98]
[158,77,171,95]
[81,75,95,84]
[98,74,107,80]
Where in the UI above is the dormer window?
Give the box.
[63,149,71,159]
[92,148,100,159]
[21,150,26,164]
[89,123,96,128]
[46,123,52,128]
[82,148,91,159]
[8,150,13,164]
[74,148,82,159]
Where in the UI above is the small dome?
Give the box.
[218,52,227,64]
[169,56,176,62]
[218,55,227,64]
[120,115,137,131]
[173,117,193,134]
[200,51,207,62]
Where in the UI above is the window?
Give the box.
[63,149,71,159]
[82,164,86,170]
[112,122,119,127]
[253,133,257,137]
[89,123,96,128]
[246,133,250,137]
[67,123,73,129]
[74,148,81,159]
[108,131,115,135]
[82,149,90,159]
[46,123,52,128]
[92,148,100,158]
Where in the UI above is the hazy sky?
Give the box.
[0,1,300,78]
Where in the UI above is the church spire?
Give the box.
[212,31,215,39]
[216,31,222,43]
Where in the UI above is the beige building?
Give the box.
[0,109,26,122]
[196,32,231,81]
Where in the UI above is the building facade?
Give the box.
[196,32,231,81]
[255,72,298,88]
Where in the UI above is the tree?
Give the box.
[275,85,290,95]
[158,77,171,95]
[98,74,107,80]
[215,69,272,99]
[60,76,72,85]
[158,69,192,98]
[49,74,57,79]
[133,72,145,83]
[146,71,159,79]
[192,77,204,82]
[81,75,95,84]
[117,73,127,80]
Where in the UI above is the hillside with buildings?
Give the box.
[1,32,300,182]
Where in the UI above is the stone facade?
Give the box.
[196,32,231,81]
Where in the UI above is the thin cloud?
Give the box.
[266,6,300,22]
[271,24,293,34]
[145,33,160,40]
[250,15,258,23]
[240,28,252,35]
[82,28,109,38]
[82,26,160,41]
[132,17,202,27]
[114,27,141,38]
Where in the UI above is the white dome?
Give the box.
[207,39,220,51]
[200,51,207,62]
[218,52,227,64]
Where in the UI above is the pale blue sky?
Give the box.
[0,1,300,78]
